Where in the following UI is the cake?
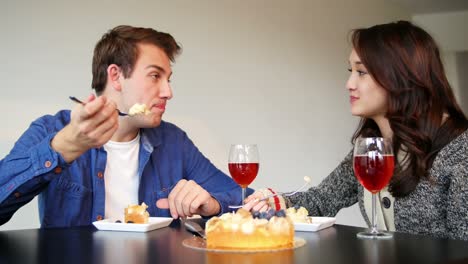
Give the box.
[205,208,294,249]
[128,103,151,116]
[124,202,150,224]
[286,206,312,223]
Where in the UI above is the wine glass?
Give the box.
[353,137,395,239]
[228,144,259,204]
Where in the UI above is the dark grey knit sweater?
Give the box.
[286,129,468,241]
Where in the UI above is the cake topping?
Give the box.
[128,103,151,116]
[250,208,287,220]
[286,206,311,223]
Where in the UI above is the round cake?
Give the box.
[205,208,294,250]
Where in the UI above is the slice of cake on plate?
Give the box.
[124,202,150,224]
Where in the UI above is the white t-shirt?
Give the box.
[103,133,141,221]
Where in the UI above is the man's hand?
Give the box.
[51,94,119,163]
[155,179,221,219]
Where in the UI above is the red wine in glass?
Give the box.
[228,144,259,204]
[228,163,259,188]
[353,137,394,239]
[354,155,394,194]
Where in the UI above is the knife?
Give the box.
[184,221,206,240]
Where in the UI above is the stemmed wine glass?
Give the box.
[228,144,259,205]
[353,137,395,239]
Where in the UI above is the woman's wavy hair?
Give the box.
[350,21,468,197]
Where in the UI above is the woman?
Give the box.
[245,20,468,240]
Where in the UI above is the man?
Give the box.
[0,25,244,227]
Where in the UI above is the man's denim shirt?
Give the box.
[0,110,245,227]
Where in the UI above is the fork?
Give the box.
[228,176,311,209]
[69,96,128,116]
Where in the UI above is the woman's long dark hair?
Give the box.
[350,21,468,197]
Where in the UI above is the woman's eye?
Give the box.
[347,68,352,73]
[357,70,367,76]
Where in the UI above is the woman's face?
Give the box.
[346,49,388,120]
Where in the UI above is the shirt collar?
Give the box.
[140,121,165,149]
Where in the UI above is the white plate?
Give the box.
[93,217,173,232]
[294,217,336,232]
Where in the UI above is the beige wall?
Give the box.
[0,0,409,230]
[412,11,468,52]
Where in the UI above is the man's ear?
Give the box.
[107,64,122,91]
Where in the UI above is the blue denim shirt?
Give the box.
[0,110,248,227]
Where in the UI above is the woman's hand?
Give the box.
[242,191,270,212]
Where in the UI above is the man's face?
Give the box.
[119,43,173,128]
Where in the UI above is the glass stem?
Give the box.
[241,187,246,205]
[371,193,378,234]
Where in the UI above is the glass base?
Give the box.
[357,231,393,239]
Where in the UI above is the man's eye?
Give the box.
[347,68,352,73]
[151,74,160,79]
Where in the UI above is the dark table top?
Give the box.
[0,220,467,264]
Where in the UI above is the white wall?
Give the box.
[0,0,409,230]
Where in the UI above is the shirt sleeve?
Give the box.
[181,132,251,215]
[0,117,69,225]
[285,150,360,217]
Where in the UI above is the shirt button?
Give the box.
[14,192,21,198]
[97,172,103,179]
[382,197,391,209]
[96,215,103,221]
[44,161,52,168]
[54,167,63,174]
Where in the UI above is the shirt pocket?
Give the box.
[42,176,93,227]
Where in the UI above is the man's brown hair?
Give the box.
[91,25,181,94]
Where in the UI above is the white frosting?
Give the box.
[268,217,290,233]
[231,223,240,231]
[241,221,255,234]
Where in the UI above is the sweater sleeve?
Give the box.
[285,150,360,217]
[446,158,468,240]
